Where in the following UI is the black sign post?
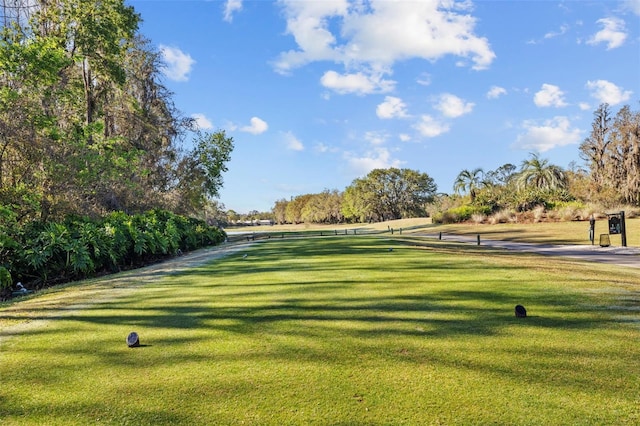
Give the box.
[620,211,627,247]
[607,211,627,247]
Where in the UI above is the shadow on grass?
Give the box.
[3,237,612,343]
[3,236,640,425]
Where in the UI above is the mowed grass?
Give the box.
[231,217,640,247]
[429,218,640,246]
[1,237,640,425]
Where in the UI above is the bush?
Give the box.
[471,213,486,224]
[1,208,227,291]
[488,210,516,224]
[433,205,493,224]
[0,266,12,300]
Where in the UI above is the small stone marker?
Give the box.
[515,305,527,318]
[127,331,140,347]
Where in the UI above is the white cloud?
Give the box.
[345,147,403,176]
[623,0,640,16]
[282,131,304,151]
[240,117,269,134]
[487,86,507,99]
[544,23,570,40]
[376,96,409,119]
[435,93,474,118]
[417,73,432,86]
[160,45,195,82]
[320,70,395,95]
[534,84,568,108]
[275,0,495,92]
[586,80,633,105]
[364,131,389,145]
[578,102,591,111]
[223,0,243,22]
[587,17,627,49]
[399,133,411,142]
[191,113,213,130]
[414,115,450,138]
[314,142,339,153]
[514,116,582,152]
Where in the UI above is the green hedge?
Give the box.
[0,208,226,291]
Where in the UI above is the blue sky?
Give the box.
[129,0,640,213]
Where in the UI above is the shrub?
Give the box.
[488,210,516,224]
[2,208,227,290]
[533,205,546,223]
[433,205,492,224]
[471,213,486,224]
[0,266,12,300]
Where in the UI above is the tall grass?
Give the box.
[1,237,639,424]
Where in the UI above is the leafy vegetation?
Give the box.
[0,265,11,299]
[271,167,437,225]
[0,209,225,295]
[0,0,233,221]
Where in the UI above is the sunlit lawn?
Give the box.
[230,217,640,247]
[1,236,640,424]
[423,217,640,247]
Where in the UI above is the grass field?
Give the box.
[232,217,640,247]
[1,235,640,424]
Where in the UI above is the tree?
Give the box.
[173,130,234,214]
[300,190,343,224]
[608,105,640,205]
[285,194,313,224]
[272,199,288,224]
[484,163,516,186]
[343,168,436,221]
[580,104,612,192]
[578,103,640,206]
[0,1,198,219]
[34,0,141,130]
[515,153,567,190]
[453,168,484,202]
[341,183,371,223]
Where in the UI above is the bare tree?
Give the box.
[580,104,612,192]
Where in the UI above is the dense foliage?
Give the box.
[0,0,233,221]
[0,208,225,295]
[269,168,437,225]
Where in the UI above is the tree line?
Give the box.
[269,168,436,225]
[264,103,639,225]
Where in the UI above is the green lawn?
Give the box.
[1,236,639,424]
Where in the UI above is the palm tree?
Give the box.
[515,153,567,190]
[453,168,484,202]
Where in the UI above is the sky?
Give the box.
[128,0,640,213]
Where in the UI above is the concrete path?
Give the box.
[418,233,640,269]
